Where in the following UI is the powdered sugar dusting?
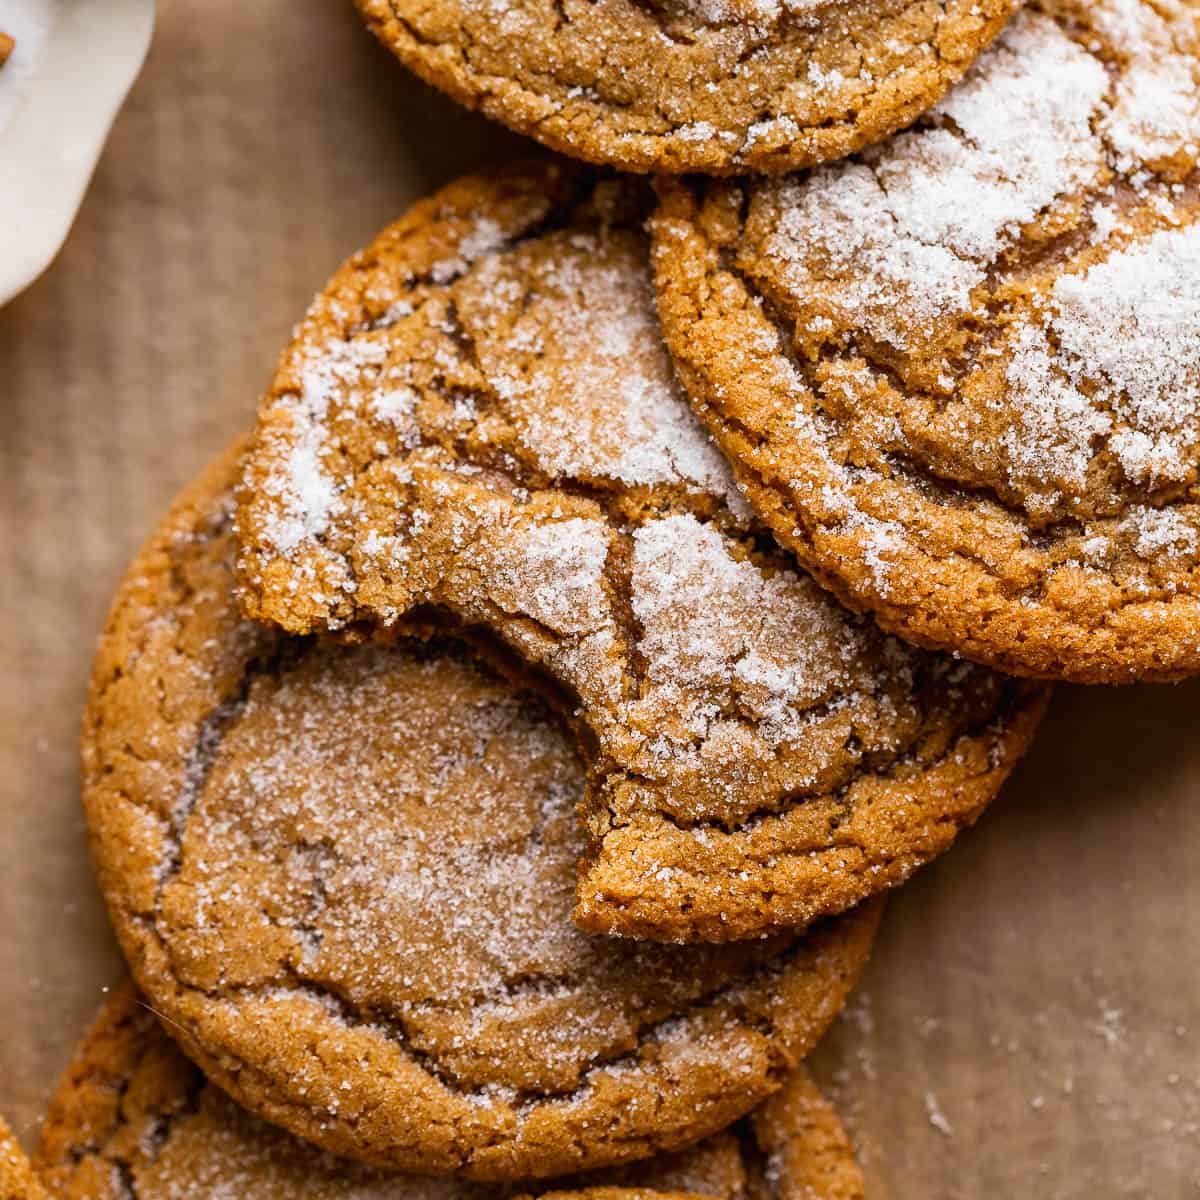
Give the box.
[1092,0,1200,172]
[751,12,1108,348]
[164,642,787,1097]
[1002,323,1112,501]
[470,231,742,506]
[729,0,1200,601]
[631,513,865,746]
[838,509,906,599]
[881,14,1107,262]
[1122,506,1198,559]
[679,0,821,28]
[430,216,507,285]
[1049,224,1200,488]
[996,222,1200,508]
[485,516,611,633]
[742,114,801,155]
[261,338,387,552]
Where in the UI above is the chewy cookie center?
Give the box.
[155,639,787,1096]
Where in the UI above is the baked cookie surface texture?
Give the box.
[353,0,1019,173]
[83,442,881,1179]
[652,0,1200,683]
[35,984,866,1200]
[235,163,1047,944]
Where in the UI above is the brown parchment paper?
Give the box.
[0,4,1197,1197]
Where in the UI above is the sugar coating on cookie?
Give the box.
[236,163,1045,944]
[82,441,881,1178]
[36,984,865,1200]
[652,0,1200,683]
[353,0,1019,174]
[238,162,1046,945]
[0,1119,47,1200]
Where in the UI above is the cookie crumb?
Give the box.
[924,1091,954,1138]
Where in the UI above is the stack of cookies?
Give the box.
[7,0,1198,1194]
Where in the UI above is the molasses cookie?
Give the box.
[0,1120,47,1200]
[82,441,882,1179]
[235,162,1047,943]
[353,0,1018,174]
[652,0,1200,684]
[36,983,866,1200]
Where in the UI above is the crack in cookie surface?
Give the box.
[36,985,864,1200]
[652,0,1200,683]
[151,636,803,1098]
[236,163,1046,943]
[82,442,881,1178]
[354,0,1018,173]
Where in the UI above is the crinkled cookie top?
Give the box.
[83,440,880,1177]
[36,984,865,1200]
[652,0,1200,682]
[353,0,1019,173]
[236,163,1044,943]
